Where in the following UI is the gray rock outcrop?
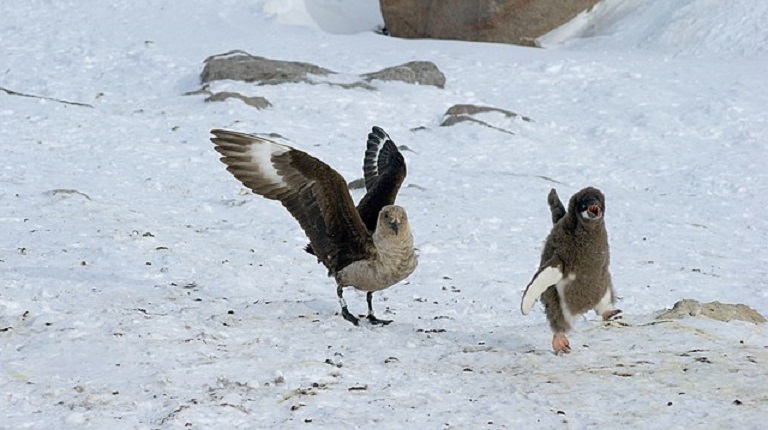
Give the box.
[199,50,445,89]
[195,51,446,111]
[362,61,446,88]
[201,50,334,85]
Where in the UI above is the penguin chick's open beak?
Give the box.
[583,204,602,220]
[388,220,400,235]
[578,197,603,220]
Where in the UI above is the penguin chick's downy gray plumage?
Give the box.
[211,128,417,326]
[521,187,621,354]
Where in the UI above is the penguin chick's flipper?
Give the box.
[521,264,564,315]
[547,188,566,225]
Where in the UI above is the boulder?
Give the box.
[380,0,601,46]
[201,50,334,85]
[199,51,446,89]
[362,61,446,88]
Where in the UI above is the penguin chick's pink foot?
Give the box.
[602,309,623,321]
[552,333,571,354]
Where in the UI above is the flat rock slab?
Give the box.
[204,91,272,110]
[201,50,333,85]
[440,103,533,134]
[657,299,766,324]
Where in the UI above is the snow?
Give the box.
[2,0,767,428]
[541,0,768,59]
[263,0,384,34]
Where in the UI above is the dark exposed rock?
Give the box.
[444,104,533,121]
[199,51,445,91]
[441,115,515,135]
[200,50,334,85]
[328,81,377,91]
[439,103,532,134]
[380,0,601,46]
[204,91,272,110]
[348,178,366,190]
[362,61,446,88]
[657,299,766,324]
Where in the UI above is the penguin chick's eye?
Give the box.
[384,213,390,219]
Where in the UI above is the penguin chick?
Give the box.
[521,187,621,354]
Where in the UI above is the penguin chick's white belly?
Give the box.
[337,245,417,292]
[554,273,579,327]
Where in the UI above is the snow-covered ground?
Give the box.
[2,0,767,428]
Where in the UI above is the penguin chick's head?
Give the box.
[378,205,408,236]
[571,187,605,223]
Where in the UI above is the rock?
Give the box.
[199,51,445,90]
[204,91,272,110]
[439,103,532,134]
[441,115,514,134]
[380,0,601,46]
[347,178,366,190]
[657,299,766,324]
[200,50,334,85]
[442,104,532,124]
[327,81,377,91]
[444,104,531,120]
[362,61,446,88]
